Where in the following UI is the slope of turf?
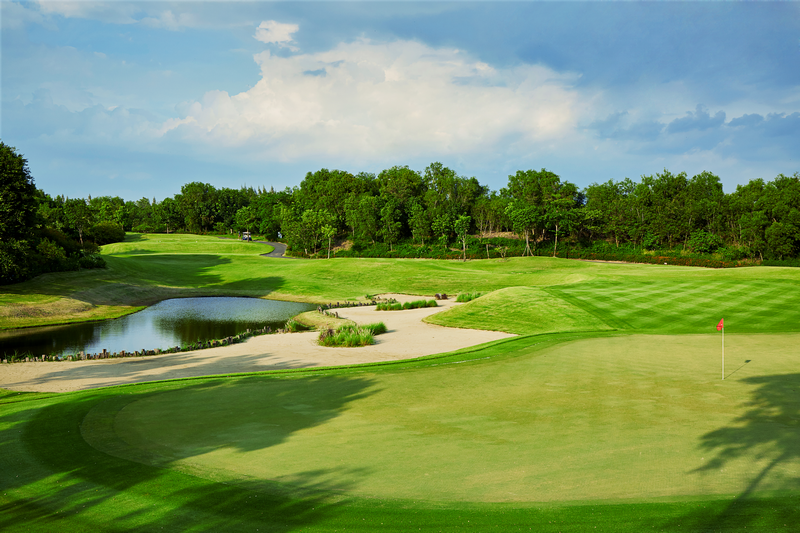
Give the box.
[2,333,799,531]
[425,286,614,335]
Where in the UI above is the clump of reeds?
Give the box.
[376,299,437,311]
[285,319,306,332]
[318,322,387,347]
[456,292,482,303]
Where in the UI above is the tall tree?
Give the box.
[0,142,38,242]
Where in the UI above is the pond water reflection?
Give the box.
[0,297,314,357]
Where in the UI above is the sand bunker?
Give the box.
[0,294,514,393]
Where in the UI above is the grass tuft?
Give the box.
[317,321,387,347]
[456,292,482,303]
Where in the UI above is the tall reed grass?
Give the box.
[318,322,387,347]
[376,299,437,311]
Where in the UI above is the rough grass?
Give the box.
[455,292,482,302]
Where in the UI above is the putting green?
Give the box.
[84,333,800,504]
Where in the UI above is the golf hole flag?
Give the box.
[717,318,724,379]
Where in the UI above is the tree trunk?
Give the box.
[553,224,559,257]
[328,236,332,259]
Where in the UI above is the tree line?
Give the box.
[2,140,799,284]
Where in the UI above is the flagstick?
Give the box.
[722,327,725,380]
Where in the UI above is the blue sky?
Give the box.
[2,1,799,200]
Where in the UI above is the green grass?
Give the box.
[2,333,799,531]
[3,232,800,330]
[548,277,800,334]
[455,291,482,302]
[427,286,614,335]
[3,232,800,531]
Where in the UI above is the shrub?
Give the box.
[456,292,482,303]
[78,254,106,269]
[89,221,126,245]
[688,230,724,254]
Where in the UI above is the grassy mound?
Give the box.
[426,286,614,335]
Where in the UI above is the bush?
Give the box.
[688,230,724,254]
[456,292,482,303]
[78,255,106,269]
[89,221,126,245]
[0,239,32,285]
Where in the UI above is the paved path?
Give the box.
[255,241,287,258]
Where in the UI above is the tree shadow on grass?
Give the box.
[660,373,800,530]
[0,373,377,532]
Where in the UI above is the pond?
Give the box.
[0,297,315,358]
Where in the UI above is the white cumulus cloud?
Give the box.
[254,20,299,47]
[162,39,585,163]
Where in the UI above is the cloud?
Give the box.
[666,104,726,134]
[161,39,584,162]
[140,10,199,31]
[254,20,299,47]
[35,1,140,25]
[589,111,664,141]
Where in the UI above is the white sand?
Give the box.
[0,294,514,393]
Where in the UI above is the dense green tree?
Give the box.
[380,199,403,251]
[454,215,472,261]
[0,142,38,242]
[179,182,217,232]
[63,198,94,247]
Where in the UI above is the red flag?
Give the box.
[717,318,724,331]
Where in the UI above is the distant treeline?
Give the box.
[2,140,800,284]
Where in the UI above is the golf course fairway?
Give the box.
[2,234,800,531]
